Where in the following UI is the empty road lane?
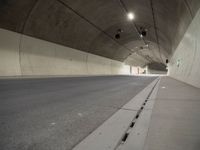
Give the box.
[0,76,156,150]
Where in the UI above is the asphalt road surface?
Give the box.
[0,75,156,150]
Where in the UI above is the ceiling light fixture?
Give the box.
[127,12,135,20]
[115,28,123,39]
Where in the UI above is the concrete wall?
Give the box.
[147,69,167,75]
[168,8,200,88]
[0,28,130,76]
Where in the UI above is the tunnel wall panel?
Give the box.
[0,28,130,76]
[0,29,21,76]
[111,60,130,75]
[87,54,112,75]
[20,35,88,75]
[169,8,200,88]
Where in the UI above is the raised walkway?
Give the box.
[144,77,200,150]
[73,77,200,150]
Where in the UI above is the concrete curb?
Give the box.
[117,78,160,150]
[72,78,160,150]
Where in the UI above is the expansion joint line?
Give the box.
[57,0,135,59]
[118,0,154,64]
[114,79,159,150]
[149,0,164,64]
[183,0,194,19]
[18,0,40,75]
[57,0,153,63]
[118,0,147,45]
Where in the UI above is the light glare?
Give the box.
[127,12,134,20]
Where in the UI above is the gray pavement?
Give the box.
[0,75,156,150]
[144,77,200,150]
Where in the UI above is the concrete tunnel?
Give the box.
[0,0,200,149]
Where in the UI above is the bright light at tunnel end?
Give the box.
[127,12,135,20]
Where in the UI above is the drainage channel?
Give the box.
[114,79,159,150]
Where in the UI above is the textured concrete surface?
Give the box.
[1,0,200,68]
[0,28,130,76]
[169,7,200,88]
[0,29,21,75]
[144,77,200,150]
[0,75,156,150]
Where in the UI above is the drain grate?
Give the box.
[115,79,159,150]
[130,122,135,128]
[121,133,129,142]
[135,113,140,119]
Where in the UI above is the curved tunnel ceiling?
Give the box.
[0,0,200,69]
